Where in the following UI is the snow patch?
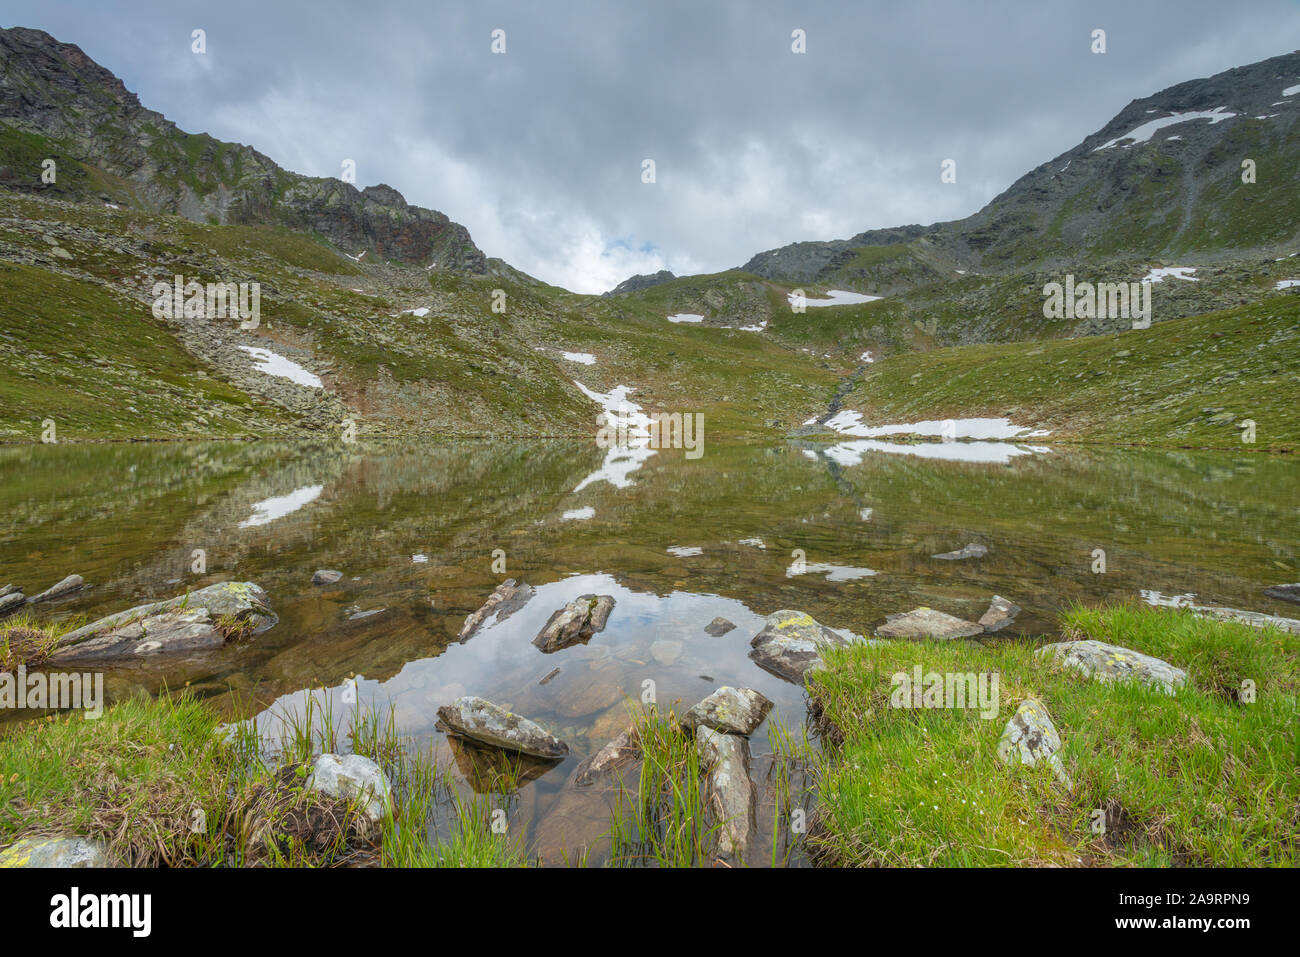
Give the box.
[667,546,703,557]
[823,411,1050,440]
[1141,266,1198,283]
[789,289,882,308]
[562,351,597,365]
[786,562,877,581]
[239,485,323,528]
[237,346,323,389]
[1093,107,1236,150]
[562,507,595,521]
[667,313,705,324]
[1275,279,1300,290]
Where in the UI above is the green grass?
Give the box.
[834,293,1300,449]
[807,605,1299,866]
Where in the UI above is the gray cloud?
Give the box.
[7,0,1299,291]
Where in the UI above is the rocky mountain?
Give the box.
[605,269,676,296]
[745,51,1300,288]
[0,26,486,271]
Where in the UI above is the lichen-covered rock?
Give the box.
[979,595,1022,633]
[49,582,277,661]
[436,695,569,759]
[1036,639,1187,693]
[996,698,1072,789]
[876,607,983,640]
[533,594,615,653]
[696,727,755,859]
[748,610,856,683]
[458,578,534,640]
[0,836,109,868]
[26,574,85,604]
[1192,605,1300,635]
[306,753,393,823]
[682,686,772,736]
[311,569,343,585]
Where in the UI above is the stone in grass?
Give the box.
[1263,583,1300,606]
[704,616,736,637]
[748,610,858,683]
[311,569,344,585]
[1036,639,1187,694]
[26,574,85,604]
[696,726,756,859]
[876,607,983,640]
[533,594,615,653]
[306,753,393,825]
[979,595,1022,633]
[932,543,988,560]
[436,695,569,759]
[0,836,109,868]
[458,578,535,640]
[996,698,1072,789]
[682,686,773,736]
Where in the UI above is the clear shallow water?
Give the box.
[1,438,1297,862]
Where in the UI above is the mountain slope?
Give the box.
[0,26,486,270]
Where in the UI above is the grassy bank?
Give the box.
[833,293,1300,450]
[807,605,1299,866]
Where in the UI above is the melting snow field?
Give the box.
[402,307,431,318]
[1141,266,1199,283]
[1284,83,1300,97]
[823,411,1051,440]
[238,485,323,528]
[1093,107,1236,150]
[666,546,703,557]
[789,289,883,308]
[237,346,323,389]
[561,507,595,521]
[666,313,705,324]
[562,351,597,365]
[1275,280,1300,290]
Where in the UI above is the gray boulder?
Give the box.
[1192,604,1300,635]
[979,595,1022,633]
[1036,639,1187,694]
[704,617,736,637]
[533,594,614,653]
[436,696,569,759]
[306,753,393,824]
[311,569,344,585]
[26,574,85,604]
[696,727,755,859]
[574,729,640,786]
[748,610,857,683]
[0,592,24,617]
[876,607,983,639]
[49,582,277,662]
[682,687,772,736]
[458,578,534,640]
[933,543,988,560]
[996,698,1072,789]
[0,836,109,868]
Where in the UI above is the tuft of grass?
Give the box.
[0,610,82,672]
[807,605,1299,867]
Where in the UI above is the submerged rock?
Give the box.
[932,543,988,561]
[704,617,736,636]
[306,753,393,824]
[436,695,569,759]
[749,610,859,682]
[696,726,756,859]
[683,687,772,736]
[574,729,641,786]
[0,836,109,868]
[876,607,983,640]
[49,582,277,662]
[979,595,1022,633]
[996,698,1072,789]
[649,638,683,665]
[533,594,615,653]
[26,574,85,604]
[1036,639,1187,694]
[1263,583,1300,606]
[458,578,535,640]
[311,569,344,585]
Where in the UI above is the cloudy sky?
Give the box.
[8,1,1300,291]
